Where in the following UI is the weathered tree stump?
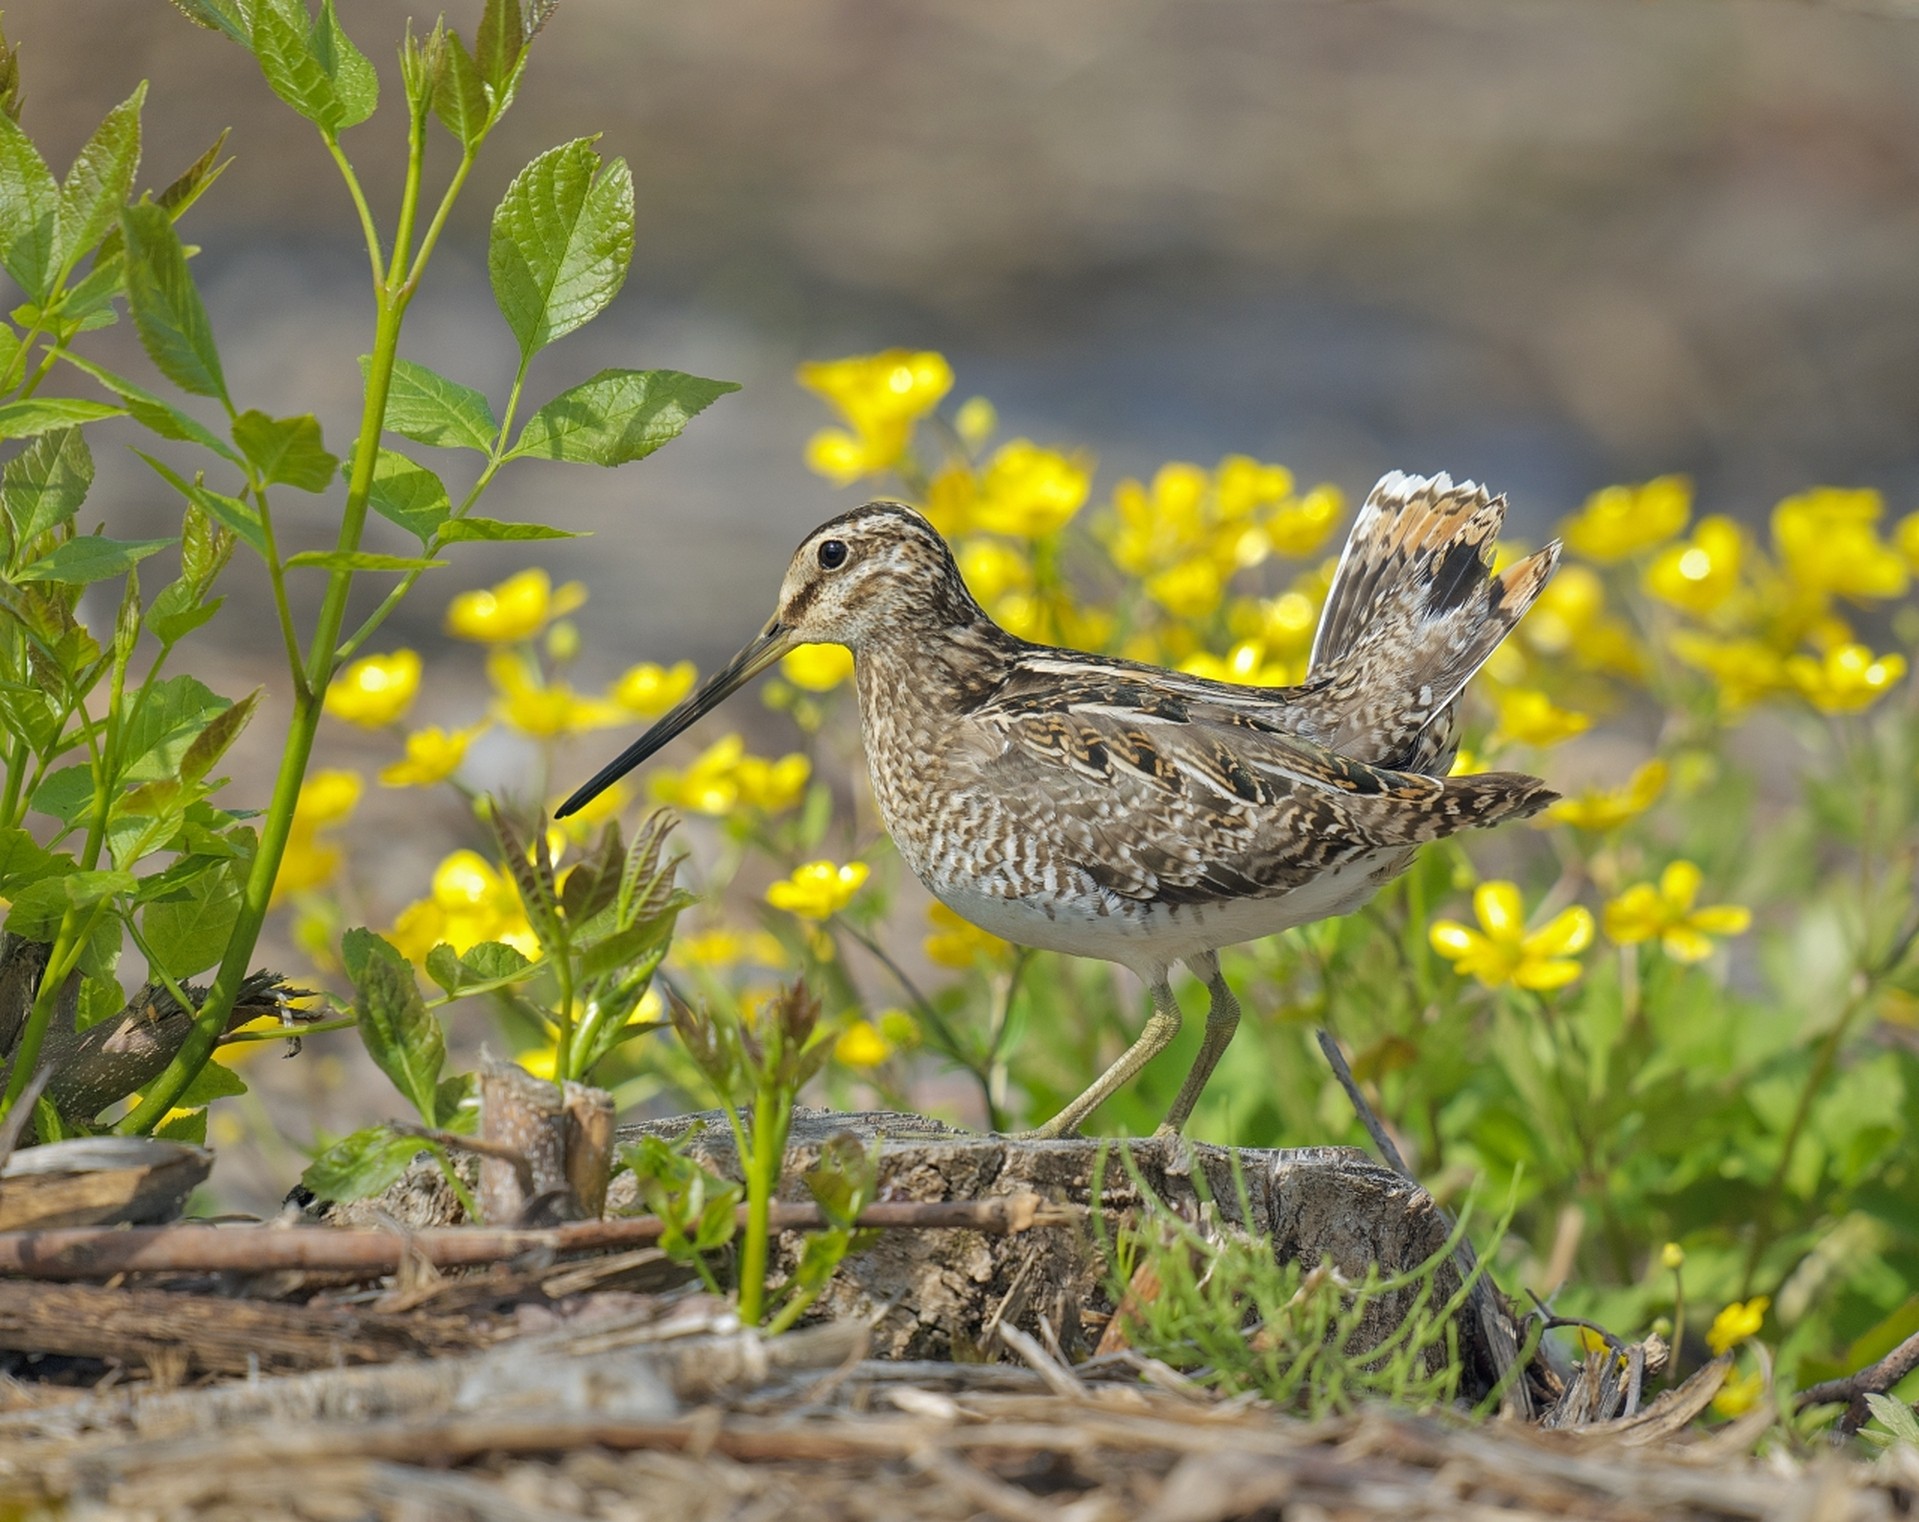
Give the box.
[618,1108,1529,1406]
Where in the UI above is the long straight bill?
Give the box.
[555,620,797,818]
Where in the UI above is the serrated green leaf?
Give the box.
[301,1124,428,1202]
[488,139,633,359]
[0,826,64,896]
[439,516,580,542]
[58,352,239,461]
[156,128,232,220]
[142,853,244,977]
[508,369,737,467]
[119,674,227,783]
[136,451,265,557]
[432,29,490,149]
[310,0,378,128]
[342,927,445,1121]
[121,201,228,404]
[0,681,58,754]
[0,108,58,301]
[463,939,534,984]
[0,397,124,441]
[371,355,497,452]
[4,868,138,939]
[284,549,445,572]
[56,84,145,279]
[366,448,451,543]
[2,427,93,556]
[166,0,251,43]
[16,533,173,586]
[232,409,338,491]
[27,765,92,828]
[177,1050,248,1105]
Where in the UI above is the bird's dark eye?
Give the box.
[817,539,849,570]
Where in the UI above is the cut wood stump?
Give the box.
[615,1108,1534,1407]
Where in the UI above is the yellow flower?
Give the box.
[1519,565,1605,656]
[1711,1368,1766,1419]
[798,350,953,484]
[956,538,1032,605]
[1548,759,1668,832]
[1262,484,1342,558]
[445,568,587,644]
[390,849,540,965]
[1148,557,1226,620]
[1448,749,1483,777]
[1897,510,1919,572]
[1604,860,1751,962]
[766,859,869,920]
[611,660,696,717]
[324,650,421,728]
[678,927,787,969]
[1660,1242,1685,1271]
[834,1018,894,1068]
[1492,689,1592,748]
[955,396,997,448]
[1644,516,1743,617]
[1561,476,1691,562]
[379,723,487,788]
[649,734,747,814]
[1213,455,1294,522]
[1706,1295,1770,1356]
[1108,462,1210,575]
[1786,643,1908,714]
[781,643,854,692]
[1429,881,1594,990]
[1179,639,1298,689]
[968,440,1091,539]
[733,752,811,812]
[1257,590,1320,656]
[1669,632,1787,711]
[923,900,1009,968]
[293,768,364,830]
[1772,488,1909,603]
[487,649,625,737]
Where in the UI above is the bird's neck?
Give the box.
[853,613,1019,720]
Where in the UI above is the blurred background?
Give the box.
[10,0,1919,1199]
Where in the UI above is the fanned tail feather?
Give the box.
[1304,471,1559,772]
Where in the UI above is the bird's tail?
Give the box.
[1303,471,1559,771]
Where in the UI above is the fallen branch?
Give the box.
[1793,1325,1919,1432]
[0,1193,1079,1280]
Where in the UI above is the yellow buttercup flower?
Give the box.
[274,769,363,903]
[1257,590,1320,656]
[957,538,1033,605]
[1604,860,1750,962]
[834,1017,894,1068]
[1429,881,1594,991]
[1561,476,1691,562]
[955,396,998,448]
[324,649,421,728]
[380,723,487,787]
[766,859,869,920]
[1519,565,1606,656]
[798,350,953,485]
[1706,1295,1770,1356]
[1897,509,1919,572]
[1669,632,1787,712]
[649,734,748,815]
[733,751,811,812]
[611,661,696,717]
[1660,1242,1685,1271]
[968,439,1091,539]
[1107,462,1210,575]
[1644,516,1744,617]
[1711,1368,1766,1419]
[923,900,1009,968]
[1548,759,1668,832]
[487,649,625,737]
[445,568,587,644]
[293,768,363,830]
[1772,488,1909,603]
[1179,640,1297,689]
[1262,484,1342,558]
[1148,557,1226,620]
[781,643,855,692]
[389,848,540,964]
[1492,688,1592,748]
[1213,455,1294,522]
[1786,643,1908,715]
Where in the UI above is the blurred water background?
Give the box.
[11,0,1919,1200]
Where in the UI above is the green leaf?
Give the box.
[342,927,445,1121]
[136,451,266,556]
[28,766,93,829]
[118,674,227,783]
[176,1050,248,1104]
[0,397,124,441]
[121,201,229,405]
[0,108,58,301]
[180,686,259,782]
[2,427,93,555]
[438,516,580,542]
[56,84,146,278]
[431,29,490,149]
[15,533,174,586]
[284,549,445,573]
[155,1108,208,1144]
[488,138,633,359]
[309,0,378,128]
[155,128,233,220]
[165,0,251,43]
[58,352,239,462]
[433,1072,476,1130]
[366,448,450,543]
[142,853,245,977]
[232,409,338,491]
[0,681,59,753]
[250,0,377,133]
[508,370,738,467]
[0,826,64,896]
[475,0,526,94]
[4,868,138,939]
[371,356,497,452]
[301,1124,428,1202]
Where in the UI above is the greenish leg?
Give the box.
[1014,974,1185,1140]
[1155,952,1241,1137]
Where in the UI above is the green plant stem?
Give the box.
[0,735,26,825]
[324,133,386,288]
[248,478,307,681]
[0,904,102,1116]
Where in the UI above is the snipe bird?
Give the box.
[559,472,1560,1138]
